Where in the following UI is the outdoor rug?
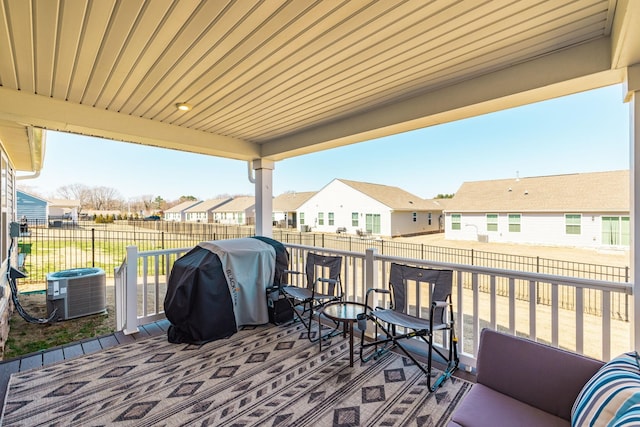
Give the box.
[1,322,472,426]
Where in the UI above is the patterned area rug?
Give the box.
[1,322,471,426]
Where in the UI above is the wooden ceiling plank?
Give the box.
[51,0,88,100]
[0,0,18,88]
[121,0,250,116]
[105,0,201,112]
[142,0,290,122]
[33,0,59,97]
[81,0,145,107]
[173,0,411,129]
[225,1,609,139]
[66,0,116,103]
[5,0,35,93]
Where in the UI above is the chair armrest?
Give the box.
[365,288,390,310]
[432,300,450,308]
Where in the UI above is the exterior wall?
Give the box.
[0,147,16,357]
[164,212,181,221]
[297,180,391,235]
[445,212,630,248]
[185,211,209,222]
[390,211,442,236]
[17,191,47,223]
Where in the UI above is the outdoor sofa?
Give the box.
[448,328,640,426]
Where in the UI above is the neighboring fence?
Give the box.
[16,220,629,319]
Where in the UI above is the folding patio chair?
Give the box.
[358,262,458,391]
[280,253,343,341]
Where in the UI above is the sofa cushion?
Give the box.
[449,384,569,427]
[572,351,640,426]
[476,329,604,420]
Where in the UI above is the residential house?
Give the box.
[297,179,444,237]
[272,191,315,228]
[48,198,81,223]
[185,198,232,223]
[17,190,47,224]
[444,170,629,248]
[165,200,203,222]
[212,196,255,225]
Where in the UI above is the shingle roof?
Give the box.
[447,170,629,213]
[186,197,231,212]
[337,179,441,211]
[213,196,254,212]
[165,200,202,213]
[273,192,316,211]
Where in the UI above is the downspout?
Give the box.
[16,126,43,180]
[247,160,255,183]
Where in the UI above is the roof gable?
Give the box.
[165,200,202,213]
[337,179,434,210]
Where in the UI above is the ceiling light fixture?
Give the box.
[175,102,192,111]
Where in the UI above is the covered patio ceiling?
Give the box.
[0,0,639,172]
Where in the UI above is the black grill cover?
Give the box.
[164,236,288,344]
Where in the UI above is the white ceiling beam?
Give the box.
[262,38,623,160]
[0,88,260,161]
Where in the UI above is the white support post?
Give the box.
[253,159,275,237]
[124,245,139,335]
[628,64,640,353]
[365,248,377,291]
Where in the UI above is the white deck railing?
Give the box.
[114,243,632,367]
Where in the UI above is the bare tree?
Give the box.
[89,186,123,210]
[56,184,92,212]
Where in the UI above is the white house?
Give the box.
[272,191,315,228]
[185,198,232,223]
[297,179,445,237]
[444,170,629,248]
[165,200,203,222]
[212,196,255,225]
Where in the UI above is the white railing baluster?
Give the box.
[472,272,479,355]
[602,290,611,360]
[576,288,584,354]
[552,283,559,346]
[529,280,536,339]
[124,245,139,335]
[113,242,631,366]
[509,277,516,334]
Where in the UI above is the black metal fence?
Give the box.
[15,219,630,319]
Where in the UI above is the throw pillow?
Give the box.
[571,351,640,426]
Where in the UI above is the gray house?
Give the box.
[17,190,47,224]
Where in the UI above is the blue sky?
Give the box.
[22,84,629,202]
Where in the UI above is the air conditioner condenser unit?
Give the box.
[46,268,107,321]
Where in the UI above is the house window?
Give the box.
[486,214,498,232]
[352,212,358,226]
[300,212,305,225]
[565,214,581,235]
[428,213,432,225]
[318,212,324,225]
[365,214,381,234]
[328,212,334,226]
[508,214,521,232]
[602,216,630,245]
[412,212,417,222]
[451,214,461,230]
